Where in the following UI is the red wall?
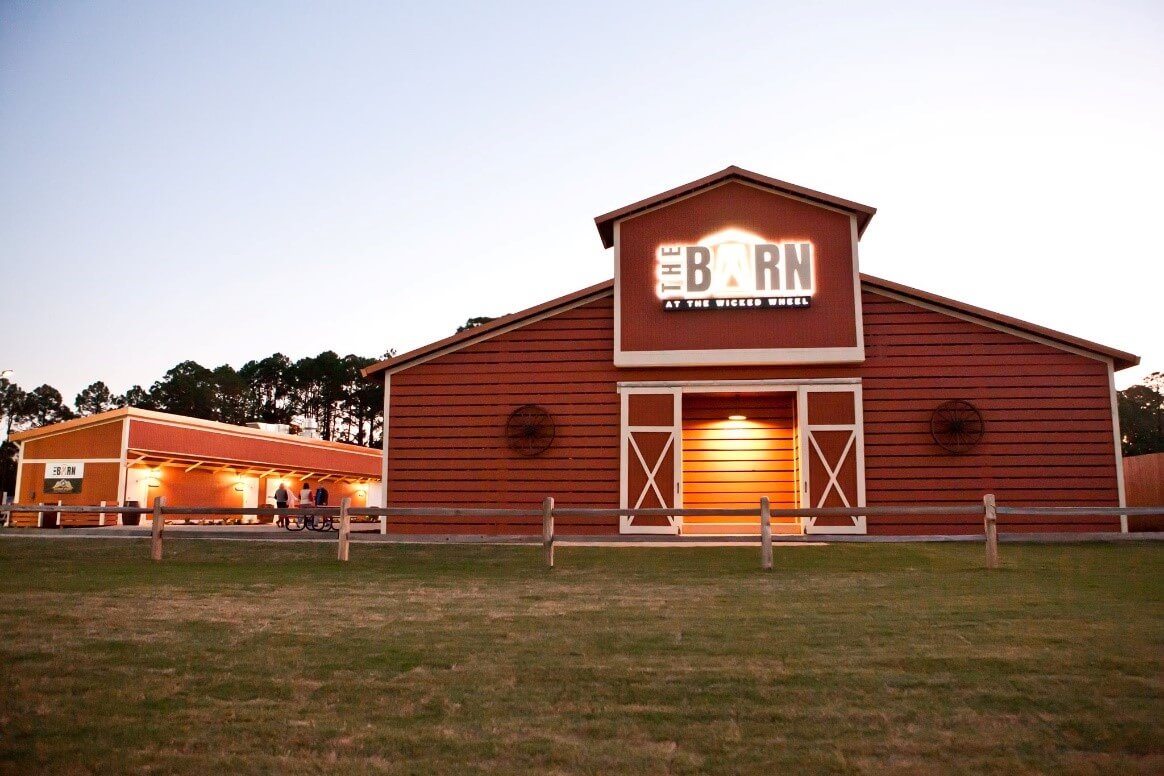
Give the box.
[618,181,858,355]
[386,287,1122,534]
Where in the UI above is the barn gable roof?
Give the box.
[592,165,878,249]
[361,280,615,379]
[362,274,1138,379]
[861,275,1138,370]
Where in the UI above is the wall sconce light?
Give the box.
[233,475,245,492]
[147,468,161,488]
[356,489,367,498]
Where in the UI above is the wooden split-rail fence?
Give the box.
[1,495,1161,570]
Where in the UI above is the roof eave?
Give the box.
[593,165,876,249]
[861,274,1140,371]
[361,280,616,380]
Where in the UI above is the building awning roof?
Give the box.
[123,449,376,483]
[592,165,878,249]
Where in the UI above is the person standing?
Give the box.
[314,483,329,508]
[300,483,313,511]
[273,482,290,528]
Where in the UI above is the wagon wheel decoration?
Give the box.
[505,404,556,456]
[930,399,985,454]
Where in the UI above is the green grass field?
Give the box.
[0,538,1160,775]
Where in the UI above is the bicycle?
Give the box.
[285,512,334,531]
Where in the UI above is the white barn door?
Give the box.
[798,385,866,534]
[620,388,682,534]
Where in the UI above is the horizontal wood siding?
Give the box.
[860,290,1120,534]
[388,295,620,535]
[1123,452,1164,531]
[386,286,1123,535]
[682,394,798,535]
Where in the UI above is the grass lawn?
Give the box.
[0,538,1160,775]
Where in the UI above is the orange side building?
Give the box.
[9,408,381,526]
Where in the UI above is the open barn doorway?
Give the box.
[681,392,801,535]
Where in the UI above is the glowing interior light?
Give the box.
[728,414,747,421]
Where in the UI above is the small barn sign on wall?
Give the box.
[43,461,85,494]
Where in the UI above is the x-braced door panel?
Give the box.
[799,386,865,534]
[621,389,682,534]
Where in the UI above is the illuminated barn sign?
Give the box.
[655,229,814,311]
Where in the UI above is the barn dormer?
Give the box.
[594,165,876,367]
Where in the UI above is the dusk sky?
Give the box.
[1,0,1161,404]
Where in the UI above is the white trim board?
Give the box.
[117,417,130,509]
[618,378,859,390]
[20,458,122,464]
[381,374,391,508]
[13,441,25,502]
[614,347,865,368]
[1107,360,1128,532]
[14,416,124,445]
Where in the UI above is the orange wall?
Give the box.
[128,420,379,476]
[12,461,121,527]
[132,470,373,522]
[22,418,123,460]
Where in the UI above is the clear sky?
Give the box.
[1,0,1161,403]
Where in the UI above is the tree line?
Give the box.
[0,351,390,496]
[1118,371,1164,457]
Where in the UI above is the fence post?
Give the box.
[37,502,43,528]
[983,493,999,569]
[542,496,554,569]
[337,497,351,562]
[99,500,107,527]
[379,514,387,535]
[760,496,773,570]
[1,492,9,527]
[151,496,165,562]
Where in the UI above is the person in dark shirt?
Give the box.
[314,485,329,507]
[273,483,290,528]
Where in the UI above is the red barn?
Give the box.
[362,167,1138,536]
